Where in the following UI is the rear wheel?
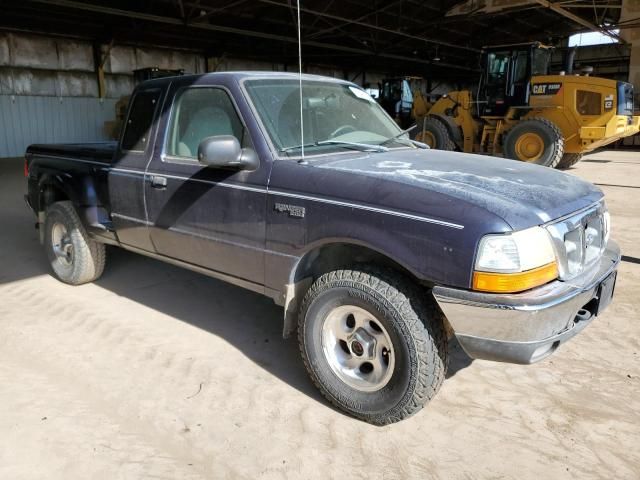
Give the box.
[556,153,583,170]
[503,117,564,168]
[298,268,448,425]
[414,117,456,151]
[44,201,106,285]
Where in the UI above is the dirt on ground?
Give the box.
[0,151,638,480]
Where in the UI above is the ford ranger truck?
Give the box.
[25,72,620,425]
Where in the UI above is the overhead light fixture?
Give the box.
[433,46,441,62]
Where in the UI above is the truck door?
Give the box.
[144,81,268,287]
[109,88,162,251]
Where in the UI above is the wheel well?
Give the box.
[293,243,418,284]
[282,243,432,338]
[40,183,69,211]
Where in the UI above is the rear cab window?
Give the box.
[121,89,162,152]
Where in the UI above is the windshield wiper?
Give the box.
[379,125,418,147]
[281,140,388,153]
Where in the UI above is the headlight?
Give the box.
[473,226,558,293]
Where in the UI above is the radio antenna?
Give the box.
[296,0,304,159]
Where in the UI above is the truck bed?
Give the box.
[27,142,117,163]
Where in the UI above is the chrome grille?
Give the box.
[545,202,608,280]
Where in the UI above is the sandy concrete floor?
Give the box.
[0,151,638,480]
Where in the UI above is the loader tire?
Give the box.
[503,117,564,168]
[556,153,583,170]
[414,117,456,151]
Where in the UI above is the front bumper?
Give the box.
[432,240,620,364]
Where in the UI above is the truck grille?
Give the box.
[545,202,609,280]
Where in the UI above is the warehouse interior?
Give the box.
[1,0,640,156]
[0,1,639,479]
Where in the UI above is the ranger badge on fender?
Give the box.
[274,202,306,218]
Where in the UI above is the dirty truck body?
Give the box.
[25,72,620,425]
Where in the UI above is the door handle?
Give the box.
[150,175,167,189]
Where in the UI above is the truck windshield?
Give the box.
[244,79,410,156]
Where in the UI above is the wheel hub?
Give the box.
[348,328,376,358]
[321,305,395,392]
[514,132,544,162]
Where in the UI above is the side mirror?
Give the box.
[197,135,259,171]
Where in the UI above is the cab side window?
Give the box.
[166,88,248,160]
[121,90,161,152]
[513,51,529,83]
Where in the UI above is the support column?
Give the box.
[621,0,640,93]
[92,40,114,99]
[620,0,640,146]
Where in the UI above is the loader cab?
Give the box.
[479,42,552,117]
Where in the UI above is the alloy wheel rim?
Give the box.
[51,222,73,266]
[321,305,395,392]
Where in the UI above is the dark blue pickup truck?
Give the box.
[25,72,619,425]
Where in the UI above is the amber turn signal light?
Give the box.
[472,262,558,293]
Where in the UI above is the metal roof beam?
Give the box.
[533,0,626,43]
[306,0,405,40]
[256,0,480,52]
[23,0,479,70]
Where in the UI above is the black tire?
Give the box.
[414,117,456,151]
[298,268,448,425]
[556,153,583,170]
[503,117,564,168]
[44,201,106,285]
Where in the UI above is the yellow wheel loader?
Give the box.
[413,42,640,168]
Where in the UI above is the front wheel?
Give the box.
[44,201,106,285]
[503,117,564,167]
[298,269,448,425]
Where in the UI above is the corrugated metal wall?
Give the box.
[0,31,391,158]
[0,31,205,158]
[0,95,118,157]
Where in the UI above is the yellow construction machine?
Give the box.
[378,76,425,129]
[413,42,640,169]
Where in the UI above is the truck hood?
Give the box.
[310,148,603,230]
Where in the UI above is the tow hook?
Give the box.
[575,308,592,323]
